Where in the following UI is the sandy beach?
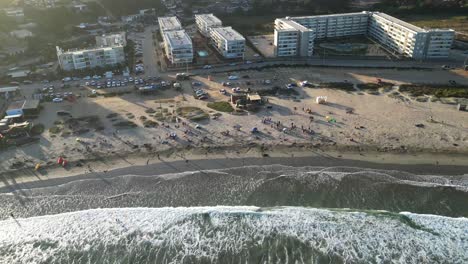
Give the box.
[1,66,468,186]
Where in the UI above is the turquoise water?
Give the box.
[198,50,208,57]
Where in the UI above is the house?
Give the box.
[22,100,40,117]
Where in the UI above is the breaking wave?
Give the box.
[0,207,467,264]
[1,165,467,219]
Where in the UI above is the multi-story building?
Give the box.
[210,27,246,59]
[195,14,222,37]
[163,30,194,65]
[273,11,454,59]
[56,46,125,71]
[274,18,315,57]
[158,16,183,39]
[368,12,454,59]
[96,32,127,47]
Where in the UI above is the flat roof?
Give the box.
[63,45,123,55]
[158,16,182,32]
[276,18,311,32]
[292,11,369,20]
[211,27,245,41]
[164,30,192,48]
[23,99,40,110]
[195,14,222,26]
[0,86,19,93]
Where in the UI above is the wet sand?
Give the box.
[1,146,467,193]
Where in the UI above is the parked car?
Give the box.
[228,75,239,80]
[203,65,212,69]
[52,98,63,103]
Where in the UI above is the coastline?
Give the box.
[2,144,468,191]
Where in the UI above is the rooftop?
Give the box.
[164,30,193,48]
[211,27,245,41]
[23,99,40,110]
[158,16,182,32]
[61,45,123,55]
[0,86,19,93]
[292,11,369,20]
[195,14,222,26]
[276,18,311,32]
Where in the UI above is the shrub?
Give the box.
[207,101,234,112]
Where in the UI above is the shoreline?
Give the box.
[1,144,468,192]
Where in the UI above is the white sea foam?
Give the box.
[0,207,467,264]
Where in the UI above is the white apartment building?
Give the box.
[368,12,454,59]
[274,18,315,57]
[56,46,125,71]
[274,11,454,59]
[210,27,246,59]
[163,30,193,65]
[96,32,127,47]
[158,16,183,39]
[195,14,222,37]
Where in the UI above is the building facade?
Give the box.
[210,27,245,59]
[274,11,454,59]
[163,30,194,65]
[274,18,315,57]
[96,32,127,47]
[56,46,125,71]
[368,12,454,59]
[195,14,222,37]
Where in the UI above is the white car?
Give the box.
[228,75,239,80]
[52,98,63,103]
[91,89,97,94]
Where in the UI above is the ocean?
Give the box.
[0,165,467,263]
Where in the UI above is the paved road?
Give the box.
[142,27,160,78]
[187,57,465,75]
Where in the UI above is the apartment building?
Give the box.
[274,18,315,57]
[163,30,194,65]
[210,27,245,59]
[195,14,222,37]
[291,12,369,39]
[96,32,127,47]
[56,46,125,71]
[158,16,183,39]
[273,11,454,59]
[368,12,454,59]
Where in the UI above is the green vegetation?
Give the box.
[30,124,45,135]
[319,82,355,91]
[176,107,209,121]
[399,84,468,98]
[357,82,394,95]
[143,120,158,128]
[100,0,166,16]
[258,86,300,96]
[113,121,138,128]
[48,126,62,134]
[207,101,234,113]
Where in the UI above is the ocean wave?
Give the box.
[0,165,467,220]
[0,206,467,264]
